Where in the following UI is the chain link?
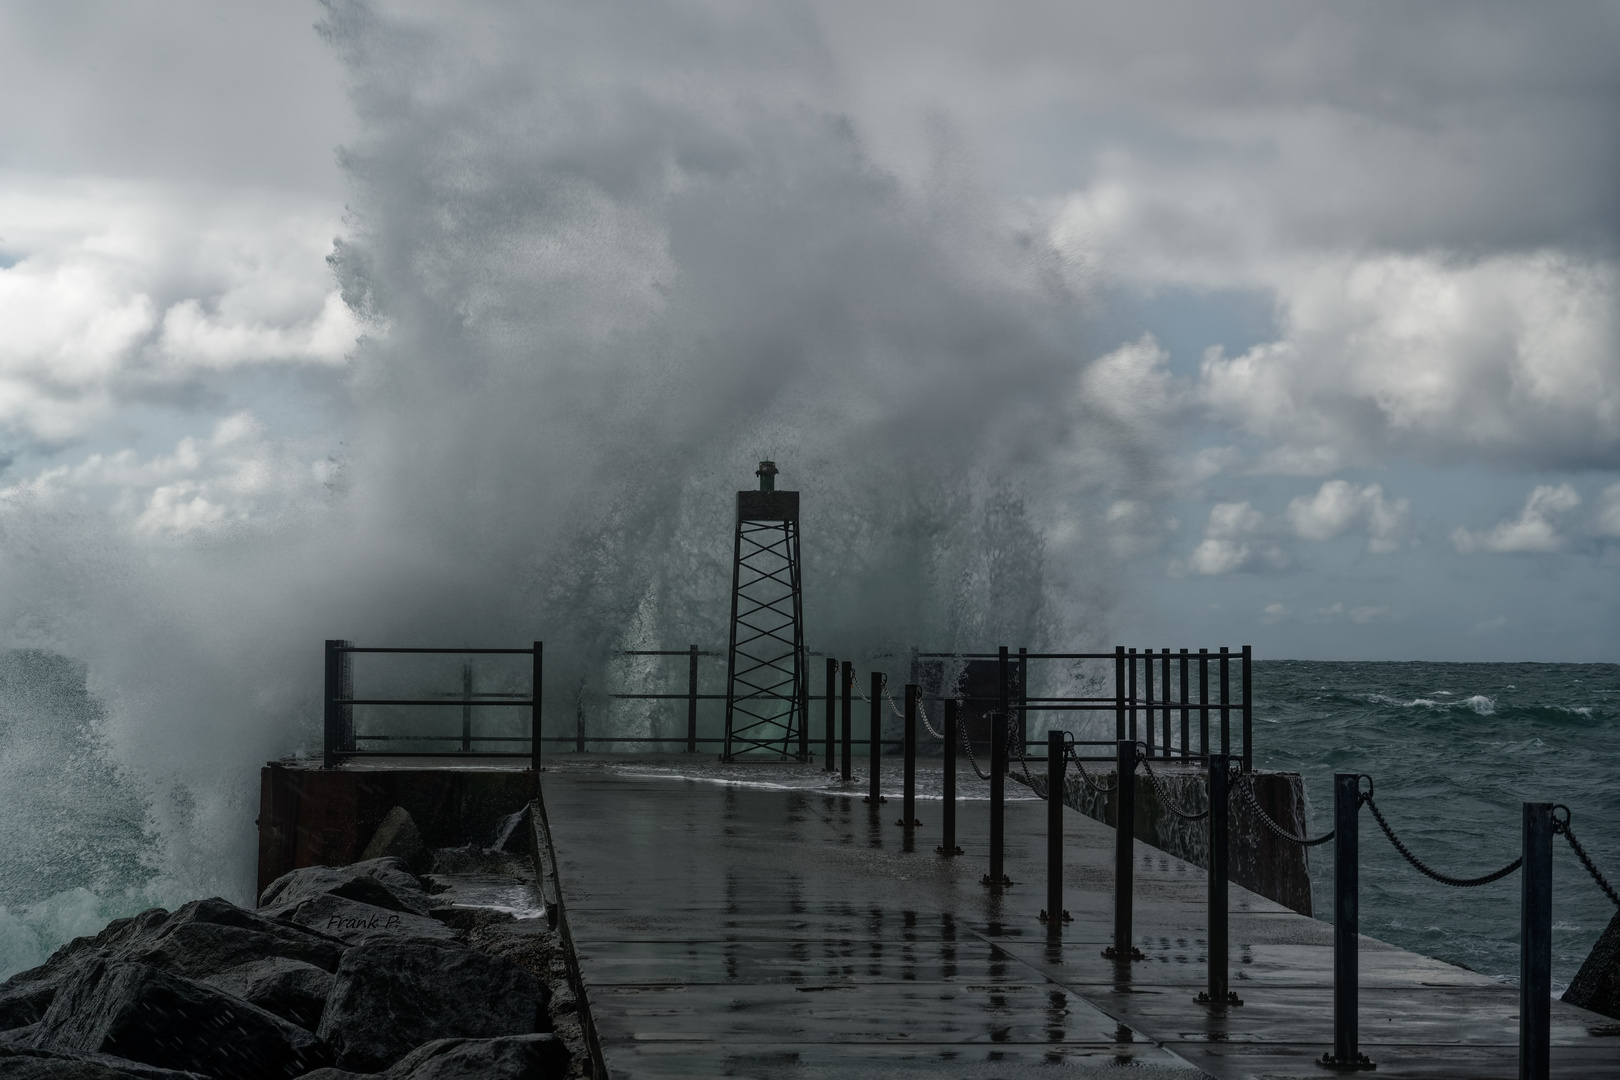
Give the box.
[957,708,992,781]
[1138,748,1210,821]
[1553,805,1620,908]
[1361,783,1521,887]
[1064,741,1117,794]
[1234,771,1335,846]
[915,697,944,739]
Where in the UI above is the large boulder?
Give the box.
[359,808,426,871]
[113,898,347,978]
[276,895,458,947]
[201,957,335,1031]
[33,958,329,1079]
[383,1033,569,1079]
[1565,907,1620,1021]
[317,941,542,1072]
[0,1043,210,1079]
[0,910,171,1031]
[260,858,432,917]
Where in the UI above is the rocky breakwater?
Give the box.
[0,840,584,1079]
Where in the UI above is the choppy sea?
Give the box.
[1,654,1616,994]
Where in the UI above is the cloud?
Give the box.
[1286,480,1410,553]
[1185,500,1283,575]
[0,174,357,442]
[1596,483,1620,539]
[3,411,336,540]
[1197,253,1620,473]
[1451,483,1580,553]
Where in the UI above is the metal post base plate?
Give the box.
[1195,991,1243,1007]
[1318,1053,1376,1071]
[1102,946,1145,961]
[1038,910,1073,923]
[981,874,1013,889]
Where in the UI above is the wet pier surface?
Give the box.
[537,758,1620,1079]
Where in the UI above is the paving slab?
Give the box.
[537,758,1620,1079]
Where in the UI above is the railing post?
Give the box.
[1127,648,1138,742]
[1324,773,1369,1069]
[323,639,340,770]
[1107,738,1138,959]
[461,661,473,753]
[824,657,836,771]
[1017,646,1028,762]
[530,642,543,771]
[867,671,884,807]
[1161,650,1171,756]
[939,699,960,855]
[1201,753,1233,1006]
[1144,648,1155,756]
[1199,649,1210,755]
[1219,647,1230,760]
[686,644,699,753]
[901,684,918,827]
[337,640,354,755]
[1114,645,1126,742]
[1241,644,1253,772]
[1179,649,1190,758]
[1044,729,1065,929]
[841,661,853,783]
[988,646,1007,886]
[1521,802,1554,1080]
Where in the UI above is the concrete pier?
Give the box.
[537,758,1620,1079]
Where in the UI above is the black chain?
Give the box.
[1065,743,1117,794]
[1553,805,1620,908]
[958,711,992,781]
[1138,747,1210,821]
[1361,780,1520,887]
[1234,771,1335,846]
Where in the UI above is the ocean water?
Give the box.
[1,655,1616,995]
[1252,660,1620,993]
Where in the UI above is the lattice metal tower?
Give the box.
[722,460,809,761]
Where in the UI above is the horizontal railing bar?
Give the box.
[355,735,532,742]
[338,751,536,758]
[338,647,537,655]
[338,698,535,706]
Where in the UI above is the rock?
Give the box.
[318,941,542,1072]
[0,1025,39,1047]
[34,958,329,1079]
[260,859,433,918]
[292,1071,371,1080]
[200,957,336,1031]
[1565,907,1620,1021]
[384,1033,568,1079]
[0,1043,210,1079]
[0,910,171,1030]
[115,897,347,978]
[360,808,425,870]
[277,895,458,946]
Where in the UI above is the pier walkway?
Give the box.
[537,758,1619,1079]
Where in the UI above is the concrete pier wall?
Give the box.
[1025,765,1315,915]
[256,761,537,895]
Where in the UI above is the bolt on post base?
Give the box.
[1318,1052,1376,1071]
[1038,909,1072,923]
[1102,945,1145,961]
[1195,990,1243,1008]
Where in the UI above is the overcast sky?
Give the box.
[1,0,1617,665]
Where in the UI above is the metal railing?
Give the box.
[323,640,542,769]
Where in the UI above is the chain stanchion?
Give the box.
[840,660,853,783]
[898,684,920,828]
[1521,803,1554,1080]
[1104,739,1143,960]
[937,699,963,856]
[1197,753,1239,1009]
[865,670,886,808]
[1321,773,1372,1071]
[1040,729,1071,929]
